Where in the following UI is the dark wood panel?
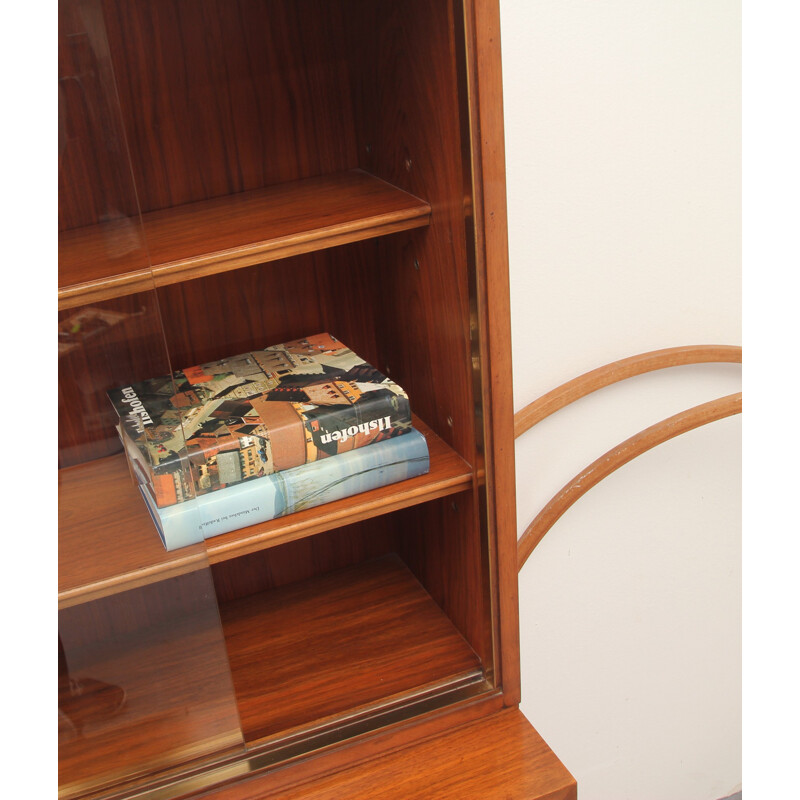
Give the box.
[153,236,392,396]
[397,492,491,668]
[347,0,476,459]
[311,239,386,372]
[343,0,490,669]
[219,555,482,742]
[59,0,142,230]
[100,0,359,215]
[152,250,329,376]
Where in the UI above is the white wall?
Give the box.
[499,2,741,799]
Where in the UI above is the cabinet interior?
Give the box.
[59,0,497,796]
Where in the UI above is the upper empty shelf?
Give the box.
[58,170,431,310]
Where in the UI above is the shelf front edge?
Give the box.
[149,209,431,291]
[59,420,471,606]
[58,171,431,309]
[206,464,472,565]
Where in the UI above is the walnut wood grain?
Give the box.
[464,0,522,707]
[344,0,492,676]
[219,555,482,743]
[99,0,360,216]
[57,1,533,796]
[58,0,143,230]
[58,171,431,309]
[197,708,576,800]
[58,416,472,608]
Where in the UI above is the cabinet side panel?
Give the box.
[464,0,521,704]
[345,0,490,669]
[396,494,491,667]
[101,0,359,214]
[347,0,476,459]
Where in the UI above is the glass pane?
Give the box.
[58,1,244,796]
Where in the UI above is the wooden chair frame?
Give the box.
[516,345,742,570]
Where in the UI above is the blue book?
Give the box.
[139,427,430,550]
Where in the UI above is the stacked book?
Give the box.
[108,333,430,550]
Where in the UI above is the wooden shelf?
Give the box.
[59,417,472,609]
[199,709,576,800]
[58,170,431,310]
[221,555,483,744]
[59,556,484,800]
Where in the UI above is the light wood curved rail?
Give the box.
[517,392,741,570]
[515,345,742,572]
[514,345,742,439]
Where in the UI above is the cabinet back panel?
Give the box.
[347,0,477,462]
[154,242,382,375]
[210,518,401,604]
[59,242,386,466]
[96,0,359,218]
[59,0,143,230]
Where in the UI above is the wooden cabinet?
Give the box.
[58,1,572,797]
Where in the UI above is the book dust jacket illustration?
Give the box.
[109,333,413,507]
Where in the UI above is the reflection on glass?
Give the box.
[58,574,243,799]
[58,0,244,796]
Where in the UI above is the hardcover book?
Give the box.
[108,333,412,508]
[139,427,431,550]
